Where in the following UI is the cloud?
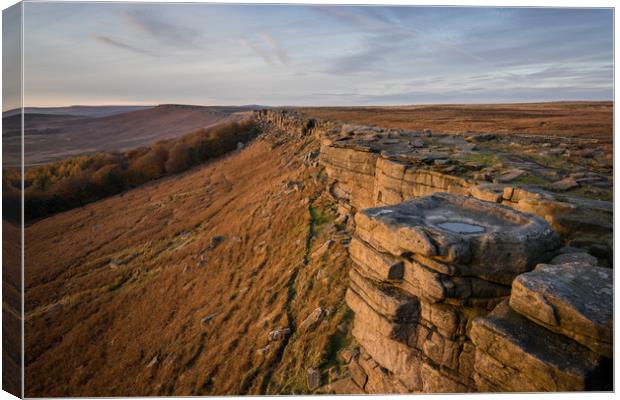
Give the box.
[316,7,488,77]
[316,6,398,35]
[238,38,275,65]
[259,33,290,66]
[125,9,200,47]
[92,34,158,57]
[238,34,290,67]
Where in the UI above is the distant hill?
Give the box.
[3,105,153,118]
[3,104,260,165]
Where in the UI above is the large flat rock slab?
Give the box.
[510,262,612,357]
[355,193,560,285]
[470,301,609,391]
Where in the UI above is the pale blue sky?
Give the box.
[15,3,614,106]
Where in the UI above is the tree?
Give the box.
[92,164,126,193]
[165,142,193,174]
[127,145,168,185]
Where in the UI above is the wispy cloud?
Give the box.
[317,6,487,75]
[259,33,290,66]
[125,9,200,47]
[238,34,290,67]
[92,34,158,57]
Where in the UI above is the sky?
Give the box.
[6,3,615,108]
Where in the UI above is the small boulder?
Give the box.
[410,138,425,148]
[147,355,159,368]
[339,347,359,364]
[550,177,579,191]
[256,345,270,356]
[307,368,321,391]
[268,327,291,341]
[300,307,326,331]
[499,168,526,183]
[311,240,334,259]
[208,235,226,250]
[201,313,218,324]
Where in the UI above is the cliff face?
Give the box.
[256,109,613,393]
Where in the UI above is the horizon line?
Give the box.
[3,99,614,113]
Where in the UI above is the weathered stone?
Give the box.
[470,301,606,391]
[311,240,334,259]
[352,318,423,391]
[348,268,419,322]
[316,378,364,394]
[421,330,461,370]
[268,327,291,341]
[411,138,425,148]
[472,371,504,392]
[201,313,218,324]
[409,260,510,304]
[348,357,368,389]
[348,237,404,282]
[509,263,612,357]
[360,358,409,394]
[421,362,472,393]
[420,301,460,338]
[499,168,526,183]
[208,235,226,250]
[457,341,476,379]
[373,158,473,207]
[345,288,414,343]
[307,368,321,391]
[470,183,504,203]
[550,177,579,191]
[473,348,534,392]
[339,347,359,364]
[321,144,378,209]
[355,193,560,285]
[300,307,326,331]
[550,252,597,266]
[358,352,409,394]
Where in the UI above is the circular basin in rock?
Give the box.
[354,193,561,285]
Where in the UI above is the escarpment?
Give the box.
[256,109,613,393]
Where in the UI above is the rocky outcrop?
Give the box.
[256,110,613,393]
[345,193,571,393]
[257,109,611,248]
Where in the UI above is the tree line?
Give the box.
[3,120,260,222]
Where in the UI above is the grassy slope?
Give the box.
[24,130,353,396]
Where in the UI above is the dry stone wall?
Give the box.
[256,109,613,393]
